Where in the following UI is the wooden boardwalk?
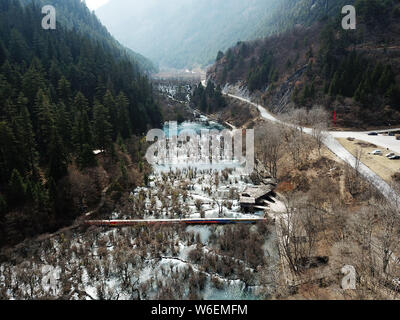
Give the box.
[85,217,268,227]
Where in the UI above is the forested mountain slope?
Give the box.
[208,0,400,128]
[19,0,157,72]
[251,0,354,39]
[96,0,278,69]
[0,0,162,247]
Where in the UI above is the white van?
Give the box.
[371,150,382,155]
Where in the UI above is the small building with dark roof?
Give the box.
[240,185,276,212]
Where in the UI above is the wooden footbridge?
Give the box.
[85,217,267,227]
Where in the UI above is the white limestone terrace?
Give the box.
[126,167,276,221]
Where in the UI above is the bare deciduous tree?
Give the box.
[312,123,328,157]
[278,193,319,275]
[376,200,400,277]
[256,123,283,178]
[354,147,363,177]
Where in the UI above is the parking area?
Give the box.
[331,130,400,155]
[337,138,400,183]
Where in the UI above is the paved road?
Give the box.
[224,92,400,203]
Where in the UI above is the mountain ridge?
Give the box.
[96,0,353,69]
[19,0,157,72]
[208,0,400,128]
[96,0,282,69]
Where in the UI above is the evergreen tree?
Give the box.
[33,89,55,160]
[47,128,68,181]
[103,90,116,136]
[120,162,129,188]
[20,106,38,176]
[378,66,394,91]
[328,72,340,97]
[7,169,26,205]
[57,76,72,106]
[8,28,30,63]
[55,102,72,151]
[93,101,113,152]
[77,143,97,169]
[216,51,224,61]
[73,92,89,114]
[0,194,7,214]
[0,121,23,183]
[115,92,131,139]
[72,110,93,154]
[21,60,45,104]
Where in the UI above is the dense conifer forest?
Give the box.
[191,82,226,114]
[0,0,162,247]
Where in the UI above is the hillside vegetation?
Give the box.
[208,0,400,128]
[252,0,354,38]
[19,0,157,73]
[0,0,161,247]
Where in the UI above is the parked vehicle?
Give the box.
[368,132,378,136]
[386,152,395,158]
[371,150,382,155]
[389,155,400,160]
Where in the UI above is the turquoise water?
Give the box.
[163,119,226,137]
[154,119,240,172]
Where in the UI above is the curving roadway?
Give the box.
[224,92,400,203]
